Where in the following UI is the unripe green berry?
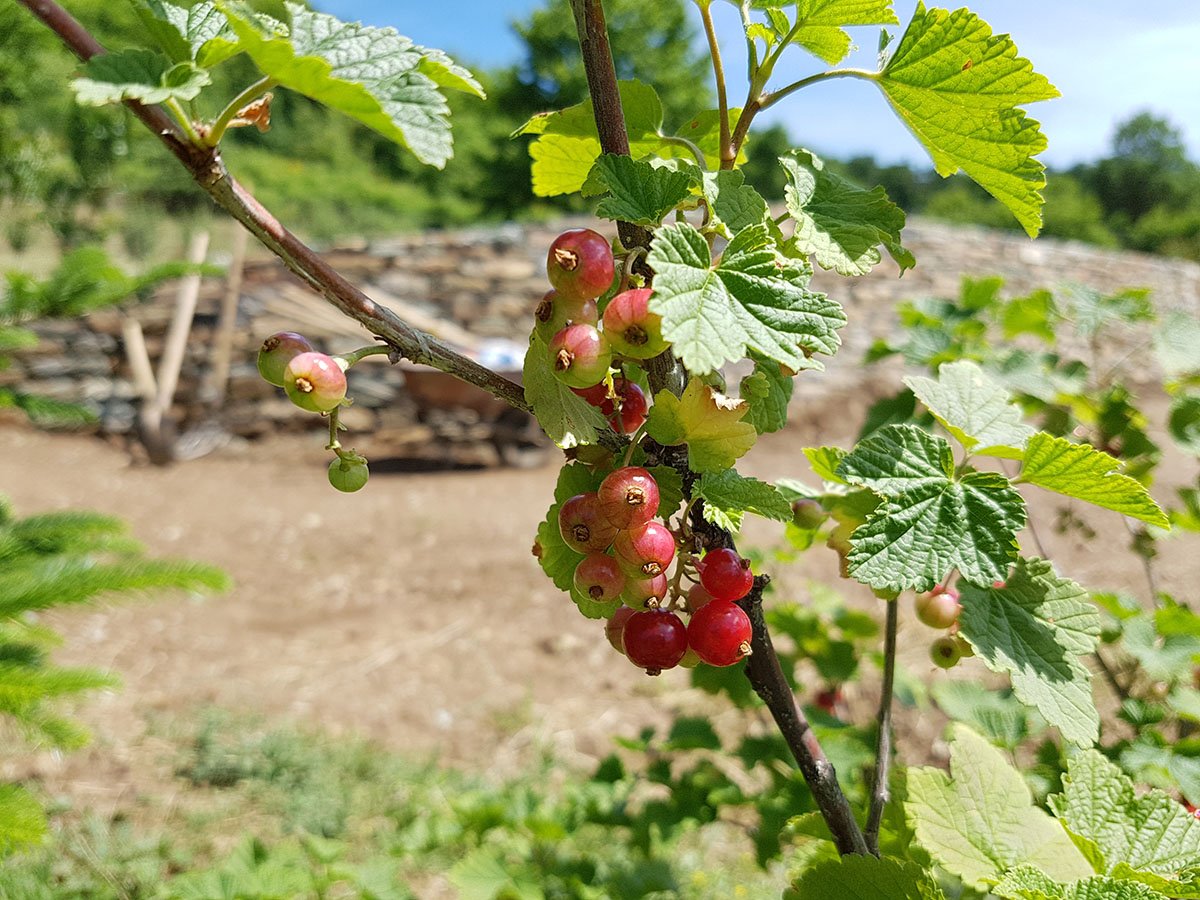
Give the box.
[930,635,963,669]
[328,456,369,492]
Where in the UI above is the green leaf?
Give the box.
[518,81,667,196]
[218,2,482,167]
[697,470,792,533]
[905,360,1034,458]
[584,154,696,227]
[780,148,913,275]
[756,0,900,66]
[837,425,1026,591]
[804,446,849,484]
[875,3,1059,236]
[0,784,46,856]
[535,467,617,622]
[1155,310,1200,381]
[647,222,846,374]
[994,866,1171,900]
[646,466,685,520]
[791,854,946,899]
[930,680,1034,750]
[740,357,793,434]
[645,378,757,474]
[523,333,608,449]
[131,0,241,67]
[701,169,770,236]
[957,558,1101,745]
[1168,394,1200,456]
[1019,434,1169,528]
[71,49,212,106]
[1049,749,1200,897]
[905,724,1092,889]
[665,716,721,751]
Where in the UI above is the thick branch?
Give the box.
[18,0,532,419]
[865,597,898,855]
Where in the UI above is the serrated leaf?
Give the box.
[780,148,913,275]
[218,2,481,167]
[905,360,1034,458]
[585,154,696,227]
[647,222,846,375]
[646,466,685,520]
[1019,434,1168,527]
[875,3,1059,236]
[1169,395,1200,456]
[905,724,1092,889]
[804,446,849,484]
[701,169,770,237]
[791,854,946,899]
[71,49,212,106]
[697,470,792,533]
[523,333,608,448]
[994,866,1170,900]
[757,0,900,66]
[740,357,793,434]
[957,558,1100,745]
[930,680,1033,750]
[1049,749,1200,897]
[518,81,667,196]
[838,425,1025,591]
[132,0,241,67]
[645,378,757,474]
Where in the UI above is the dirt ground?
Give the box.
[0,392,1193,817]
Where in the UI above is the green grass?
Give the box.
[0,710,784,899]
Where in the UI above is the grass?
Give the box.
[0,710,785,899]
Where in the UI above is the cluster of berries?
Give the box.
[256,331,368,492]
[537,228,667,434]
[559,465,755,675]
[915,584,974,669]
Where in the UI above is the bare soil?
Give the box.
[0,393,1192,815]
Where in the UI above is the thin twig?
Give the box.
[1094,647,1132,704]
[865,597,898,855]
[696,1,732,168]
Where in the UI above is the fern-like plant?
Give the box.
[0,496,228,855]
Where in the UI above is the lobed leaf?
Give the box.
[131,0,241,67]
[696,470,792,533]
[905,360,1034,458]
[739,357,794,434]
[752,0,900,66]
[790,854,946,899]
[71,49,211,106]
[645,378,757,474]
[584,154,696,228]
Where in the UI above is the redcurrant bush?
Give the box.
[622,609,687,675]
[687,599,753,667]
[558,492,618,554]
[597,466,660,529]
[698,547,754,602]
[549,323,612,389]
[283,351,347,412]
[613,521,676,578]
[546,228,614,301]
[915,585,962,629]
[601,288,668,359]
[574,552,626,603]
[257,331,314,387]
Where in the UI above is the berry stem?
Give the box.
[621,422,648,467]
[338,344,393,368]
[864,595,898,856]
[618,246,648,293]
[205,75,278,147]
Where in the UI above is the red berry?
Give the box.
[534,290,598,344]
[574,552,626,603]
[602,288,668,359]
[558,492,618,554]
[597,466,660,529]
[257,331,314,387]
[687,599,753,667]
[698,548,754,602]
[549,323,612,389]
[684,583,715,613]
[284,352,347,412]
[547,228,614,301]
[915,585,961,630]
[613,522,676,579]
[605,606,636,654]
[930,635,963,669]
[608,380,648,434]
[622,609,687,674]
[571,381,611,406]
[814,687,844,716]
[621,573,669,609]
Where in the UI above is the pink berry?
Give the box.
[613,522,676,579]
[915,585,961,630]
[534,289,598,344]
[573,552,626,603]
[687,599,753,667]
[257,331,314,386]
[622,609,687,675]
[549,323,612,389]
[684,583,715,613]
[698,548,754,602]
[606,606,636,654]
[558,492,618,554]
[621,573,669,609]
[283,352,347,412]
[547,228,614,301]
[597,466,660,529]
[602,288,667,359]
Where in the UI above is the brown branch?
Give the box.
[17,0,544,427]
[865,597,898,855]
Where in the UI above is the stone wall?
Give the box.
[7,217,1199,441]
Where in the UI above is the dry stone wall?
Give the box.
[7,217,1199,440]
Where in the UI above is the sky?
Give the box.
[312,1,1200,168]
